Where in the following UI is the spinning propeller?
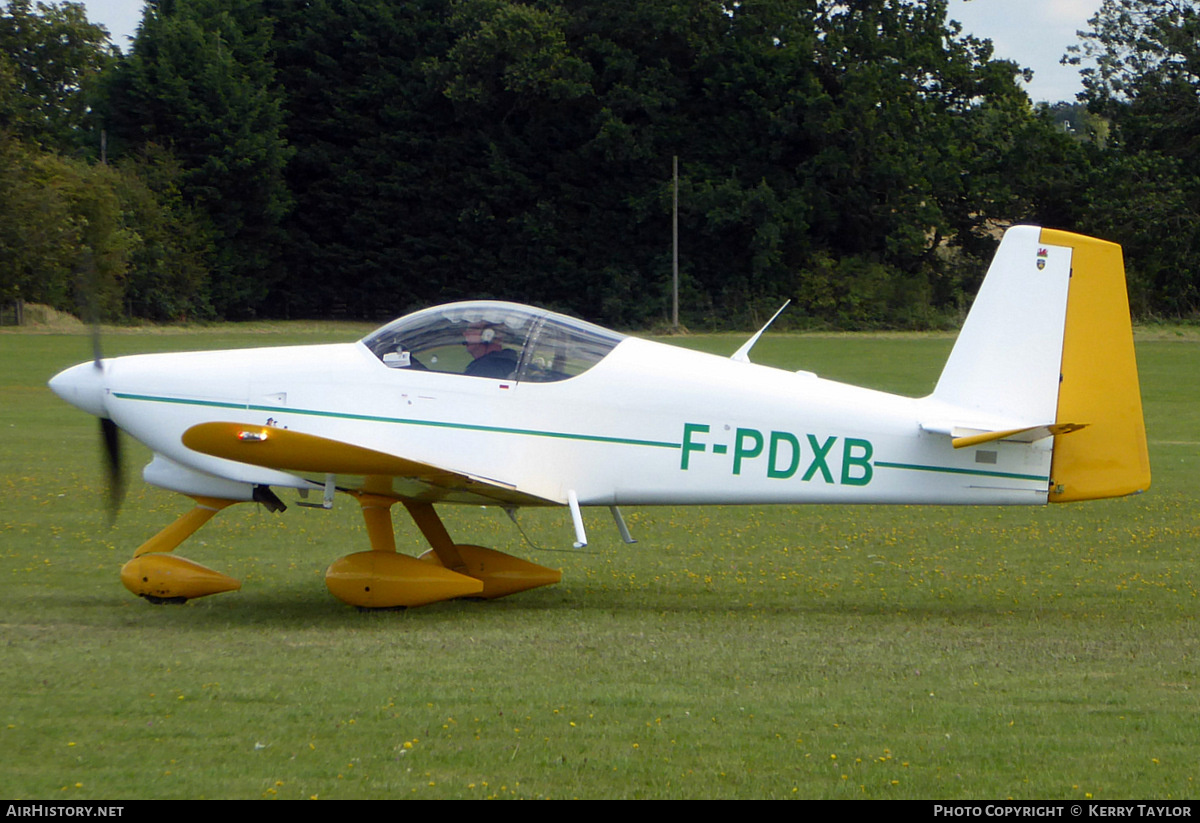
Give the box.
[62,251,127,519]
[91,315,126,520]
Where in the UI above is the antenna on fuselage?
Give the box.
[730,300,790,364]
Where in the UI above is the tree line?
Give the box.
[2,0,1199,329]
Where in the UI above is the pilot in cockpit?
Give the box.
[463,322,519,379]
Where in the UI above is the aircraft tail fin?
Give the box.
[931,226,1149,502]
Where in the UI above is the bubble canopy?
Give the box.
[361,301,627,383]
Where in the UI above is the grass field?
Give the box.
[1,323,1197,799]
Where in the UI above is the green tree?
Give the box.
[106,0,291,317]
[1070,0,1200,314]
[1071,0,1200,157]
[0,1,217,323]
[96,0,1088,327]
[263,0,462,317]
[0,135,130,317]
[0,136,76,308]
[0,0,115,153]
[116,144,214,320]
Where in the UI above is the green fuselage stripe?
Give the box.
[874,460,1048,483]
[112,392,682,450]
[113,393,1049,484]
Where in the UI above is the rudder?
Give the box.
[1043,228,1150,502]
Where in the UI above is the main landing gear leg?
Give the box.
[323,496,561,608]
[120,496,242,603]
[407,500,562,600]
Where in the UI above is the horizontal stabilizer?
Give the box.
[948,423,1088,450]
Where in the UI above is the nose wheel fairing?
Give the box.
[121,554,241,602]
[120,496,243,602]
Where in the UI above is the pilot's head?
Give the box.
[464,323,502,358]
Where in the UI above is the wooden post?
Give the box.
[672,156,679,331]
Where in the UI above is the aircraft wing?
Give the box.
[181,421,556,507]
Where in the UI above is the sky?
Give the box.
[77,0,1103,104]
[946,0,1104,103]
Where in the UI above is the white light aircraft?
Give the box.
[49,226,1150,608]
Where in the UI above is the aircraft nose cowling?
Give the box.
[49,361,109,418]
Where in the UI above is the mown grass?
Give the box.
[0,325,1197,799]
